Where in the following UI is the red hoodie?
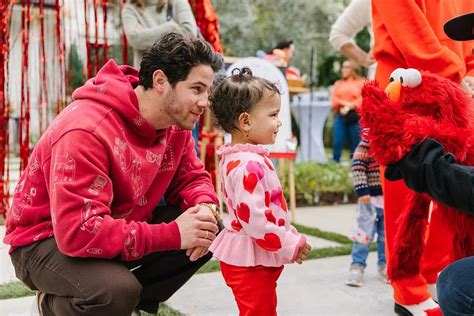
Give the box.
[4,60,218,261]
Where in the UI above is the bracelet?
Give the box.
[200,203,221,219]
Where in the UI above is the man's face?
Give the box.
[163,65,214,130]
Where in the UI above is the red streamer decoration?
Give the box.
[189,0,223,53]
[84,0,92,78]
[0,0,13,216]
[93,0,99,74]
[119,0,128,65]
[19,0,31,171]
[38,0,49,134]
[102,0,108,64]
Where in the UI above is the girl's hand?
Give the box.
[296,243,312,264]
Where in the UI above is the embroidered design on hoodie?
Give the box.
[33,223,53,242]
[53,153,76,183]
[133,116,145,127]
[80,198,103,234]
[146,150,163,165]
[88,175,108,195]
[86,248,103,255]
[113,137,147,206]
[29,157,40,176]
[125,228,139,258]
[11,181,36,222]
[158,146,175,172]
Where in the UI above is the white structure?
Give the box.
[7,1,121,139]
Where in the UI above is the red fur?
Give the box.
[359,72,474,281]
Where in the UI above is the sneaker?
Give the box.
[378,264,389,283]
[345,264,364,287]
[36,291,46,316]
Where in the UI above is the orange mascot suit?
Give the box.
[371,0,474,311]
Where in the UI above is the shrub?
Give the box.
[280,161,354,205]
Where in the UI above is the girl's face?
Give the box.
[247,92,282,145]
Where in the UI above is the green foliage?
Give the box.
[214,0,371,87]
[214,0,346,86]
[280,161,353,205]
[68,44,85,94]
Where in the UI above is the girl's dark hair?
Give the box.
[139,32,223,89]
[209,67,281,133]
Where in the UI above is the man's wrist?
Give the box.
[199,203,221,219]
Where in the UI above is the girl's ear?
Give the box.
[238,112,252,133]
[152,69,168,93]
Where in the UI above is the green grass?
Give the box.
[0,281,35,300]
[0,222,376,315]
[140,304,183,316]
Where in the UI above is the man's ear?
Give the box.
[152,69,168,93]
[238,112,252,133]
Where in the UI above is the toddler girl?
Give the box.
[209,67,312,316]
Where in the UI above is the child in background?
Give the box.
[209,67,312,315]
[346,138,386,287]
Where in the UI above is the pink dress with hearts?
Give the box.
[210,143,306,267]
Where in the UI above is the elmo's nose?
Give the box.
[385,79,402,102]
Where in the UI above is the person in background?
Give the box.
[122,0,198,68]
[3,33,223,316]
[330,59,365,162]
[329,0,376,78]
[264,39,302,80]
[346,138,386,287]
[209,67,312,315]
[371,1,474,314]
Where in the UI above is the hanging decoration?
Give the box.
[0,0,224,217]
[189,0,223,53]
[0,0,13,217]
[19,0,31,171]
[38,0,50,134]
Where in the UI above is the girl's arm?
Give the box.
[228,159,306,262]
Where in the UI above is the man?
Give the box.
[371,1,474,315]
[3,32,223,315]
[385,12,474,315]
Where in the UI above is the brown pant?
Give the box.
[10,206,212,316]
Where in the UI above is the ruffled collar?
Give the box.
[217,143,269,157]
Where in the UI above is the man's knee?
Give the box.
[97,273,142,314]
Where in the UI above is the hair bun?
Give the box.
[231,67,253,77]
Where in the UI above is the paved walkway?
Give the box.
[0,204,398,315]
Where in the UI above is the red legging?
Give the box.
[220,262,284,316]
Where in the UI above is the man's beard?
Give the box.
[163,89,194,130]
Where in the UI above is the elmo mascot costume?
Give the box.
[359,68,474,285]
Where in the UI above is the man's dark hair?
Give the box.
[139,32,224,89]
[210,67,281,133]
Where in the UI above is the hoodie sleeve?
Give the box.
[164,132,218,210]
[50,130,180,261]
[229,159,305,262]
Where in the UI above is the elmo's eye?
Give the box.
[403,68,422,88]
[388,68,422,88]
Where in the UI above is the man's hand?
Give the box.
[358,195,371,204]
[296,243,312,264]
[183,204,219,261]
[174,205,218,251]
